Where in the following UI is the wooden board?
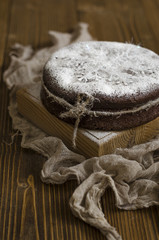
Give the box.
[16,85,159,157]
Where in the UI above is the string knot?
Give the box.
[60,94,94,148]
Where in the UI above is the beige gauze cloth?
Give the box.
[3,23,159,240]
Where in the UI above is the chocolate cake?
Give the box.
[41,41,159,131]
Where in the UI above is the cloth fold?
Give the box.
[3,22,159,240]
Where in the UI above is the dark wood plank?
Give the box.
[0,0,159,240]
[0,0,13,142]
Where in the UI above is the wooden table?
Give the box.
[0,0,159,239]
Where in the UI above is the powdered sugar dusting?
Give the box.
[45,41,159,96]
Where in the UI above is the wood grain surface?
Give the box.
[0,0,159,239]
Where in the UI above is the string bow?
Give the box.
[60,94,94,148]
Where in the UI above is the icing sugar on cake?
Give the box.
[41,41,159,131]
[45,41,159,97]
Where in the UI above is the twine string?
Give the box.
[42,82,159,147]
[59,94,94,148]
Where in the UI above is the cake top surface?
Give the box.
[44,41,159,97]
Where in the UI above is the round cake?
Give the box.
[41,41,159,131]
